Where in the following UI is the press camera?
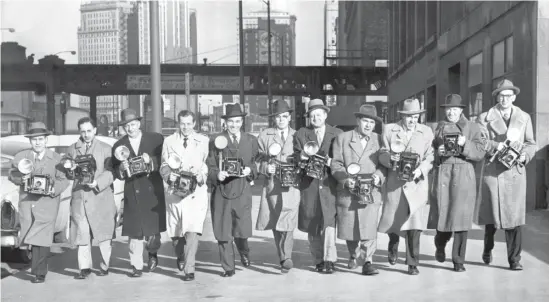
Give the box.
[114,146,152,178]
[267,143,298,187]
[17,159,54,196]
[165,154,197,197]
[442,132,462,157]
[390,140,406,172]
[62,154,97,185]
[488,128,524,169]
[398,152,420,182]
[346,163,375,205]
[300,141,328,180]
[223,157,244,177]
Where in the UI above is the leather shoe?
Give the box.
[361,262,379,276]
[31,275,45,284]
[129,267,142,278]
[510,262,523,271]
[315,261,325,273]
[240,255,250,267]
[453,263,466,272]
[482,251,492,264]
[435,249,446,263]
[347,258,358,269]
[388,250,397,265]
[324,261,335,274]
[182,273,195,281]
[74,269,92,280]
[176,255,185,272]
[148,253,158,272]
[408,265,419,275]
[222,270,235,277]
[96,269,109,277]
[281,259,293,273]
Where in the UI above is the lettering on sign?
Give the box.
[126,75,250,91]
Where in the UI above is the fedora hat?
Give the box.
[25,122,51,138]
[222,103,247,119]
[440,94,466,108]
[306,99,330,116]
[119,108,142,126]
[398,98,425,115]
[354,104,382,123]
[492,79,520,97]
[269,99,293,116]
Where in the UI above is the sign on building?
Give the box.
[126,74,251,92]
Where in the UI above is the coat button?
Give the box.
[319,185,323,189]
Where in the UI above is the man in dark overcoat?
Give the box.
[111,109,166,277]
[206,104,259,277]
[430,94,486,272]
[294,98,342,274]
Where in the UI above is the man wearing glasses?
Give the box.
[111,109,166,277]
[256,100,300,273]
[476,79,537,270]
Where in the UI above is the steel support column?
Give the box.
[45,74,56,133]
[89,95,97,123]
[239,0,246,131]
[149,0,162,133]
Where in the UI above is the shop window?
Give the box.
[467,52,483,120]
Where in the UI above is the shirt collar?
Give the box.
[314,125,326,133]
[34,150,46,160]
[128,132,142,141]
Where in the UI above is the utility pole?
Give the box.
[239,0,246,131]
[266,0,273,126]
[150,0,162,133]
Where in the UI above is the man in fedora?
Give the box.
[206,103,259,277]
[111,108,166,277]
[331,104,387,275]
[8,122,70,283]
[255,99,300,273]
[378,98,434,275]
[293,98,342,274]
[476,79,537,270]
[429,94,486,272]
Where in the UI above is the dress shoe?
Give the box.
[482,251,492,264]
[408,265,419,275]
[129,267,143,278]
[315,261,325,273]
[96,269,109,277]
[435,249,446,263]
[361,262,379,276]
[222,270,235,277]
[388,250,397,265]
[31,275,46,284]
[182,273,195,281]
[281,259,293,273]
[176,255,185,272]
[510,262,523,271]
[347,258,358,269]
[148,253,158,272]
[74,269,92,280]
[324,261,335,274]
[453,263,466,272]
[240,255,250,267]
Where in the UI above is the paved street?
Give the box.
[2,191,549,302]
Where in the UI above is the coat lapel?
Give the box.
[486,107,508,135]
[349,129,363,158]
[507,106,527,135]
[394,122,409,146]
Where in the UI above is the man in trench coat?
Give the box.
[111,109,166,277]
[160,110,209,281]
[429,94,486,272]
[294,98,343,274]
[476,79,537,270]
[331,105,387,276]
[256,100,300,273]
[9,122,70,283]
[65,117,117,279]
[207,104,259,277]
[378,98,434,275]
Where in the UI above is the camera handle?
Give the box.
[122,160,132,178]
[488,139,510,164]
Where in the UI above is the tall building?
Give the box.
[386,1,549,210]
[189,8,198,64]
[324,0,338,106]
[77,0,133,126]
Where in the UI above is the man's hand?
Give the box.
[121,161,130,172]
[142,153,151,164]
[372,174,380,186]
[457,135,466,147]
[242,167,251,177]
[496,142,506,151]
[86,180,98,189]
[169,172,179,183]
[267,164,276,175]
[390,153,401,162]
[438,145,446,156]
[217,171,229,182]
[518,153,526,164]
[22,174,31,182]
[412,169,423,181]
[345,178,356,189]
[326,158,332,166]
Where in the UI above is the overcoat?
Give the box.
[206,131,259,241]
[10,149,70,247]
[293,125,343,235]
[330,129,386,241]
[160,131,209,236]
[475,106,537,229]
[66,138,117,245]
[111,132,166,238]
[427,116,486,232]
[255,127,300,232]
[378,122,434,233]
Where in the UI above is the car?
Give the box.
[1,135,124,260]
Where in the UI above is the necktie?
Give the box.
[34,152,40,164]
[316,129,323,145]
[85,143,91,154]
[183,136,188,148]
[232,134,238,144]
[280,130,286,142]
[361,135,369,149]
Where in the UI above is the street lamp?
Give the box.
[1,28,15,33]
[53,50,76,56]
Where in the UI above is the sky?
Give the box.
[0,0,326,65]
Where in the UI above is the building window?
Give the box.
[416,92,425,124]
[492,36,513,84]
[468,52,483,120]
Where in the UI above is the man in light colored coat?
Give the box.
[331,104,386,275]
[430,94,486,272]
[256,100,300,273]
[378,98,434,275]
[160,110,209,281]
[476,79,537,270]
[65,117,117,280]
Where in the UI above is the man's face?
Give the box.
[179,115,195,136]
[274,112,291,130]
[356,117,376,136]
[402,114,420,130]
[309,108,327,128]
[226,117,243,135]
[497,89,516,110]
[79,122,97,143]
[445,107,463,123]
[123,120,141,138]
[30,136,48,154]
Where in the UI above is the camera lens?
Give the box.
[403,164,411,172]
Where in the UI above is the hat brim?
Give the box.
[222,113,247,119]
[24,131,51,138]
[268,109,294,117]
[354,112,382,123]
[119,116,142,126]
[492,86,520,97]
[307,105,330,115]
[398,109,426,115]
